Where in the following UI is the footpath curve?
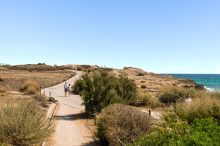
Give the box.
[43,71,97,146]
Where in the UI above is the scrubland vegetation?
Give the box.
[1,64,73,72]
[73,68,220,146]
[0,64,76,91]
[0,99,52,146]
[0,79,53,146]
[132,89,220,145]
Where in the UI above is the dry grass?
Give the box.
[2,64,73,71]
[0,70,76,91]
[173,97,220,123]
[20,80,40,95]
[0,100,52,146]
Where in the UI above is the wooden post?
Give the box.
[43,91,45,96]
[49,92,51,98]
[149,109,151,116]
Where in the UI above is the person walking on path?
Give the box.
[64,82,68,97]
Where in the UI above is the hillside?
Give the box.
[74,65,204,96]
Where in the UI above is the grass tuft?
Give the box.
[20,80,40,95]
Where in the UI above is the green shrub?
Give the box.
[73,71,137,115]
[158,87,205,104]
[133,117,220,146]
[97,104,153,146]
[173,97,220,123]
[72,79,84,95]
[0,100,52,146]
[20,80,40,95]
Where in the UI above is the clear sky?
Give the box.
[0,0,219,73]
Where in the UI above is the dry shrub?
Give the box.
[158,86,207,104]
[173,97,220,123]
[20,80,40,95]
[97,104,154,146]
[0,77,3,82]
[131,91,162,108]
[0,100,52,145]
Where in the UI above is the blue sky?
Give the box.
[0,0,219,73]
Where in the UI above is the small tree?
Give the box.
[73,71,137,116]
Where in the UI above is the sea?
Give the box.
[165,74,220,92]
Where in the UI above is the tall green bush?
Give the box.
[72,71,136,115]
[0,100,52,146]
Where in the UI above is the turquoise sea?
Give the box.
[168,74,220,91]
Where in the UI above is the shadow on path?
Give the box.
[54,113,88,121]
[82,141,101,146]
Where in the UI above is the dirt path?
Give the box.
[43,71,98,146]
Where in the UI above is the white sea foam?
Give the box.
[204,86,215,92]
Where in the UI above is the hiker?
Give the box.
[64,82,68,97]
[68,84,71,97]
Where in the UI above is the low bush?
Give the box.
[20,80,40,95]
[0,77,3,82]
[131,91,163,108]
[173,97,220,123]
[130,92,153,106]
[73,71,137,115]
[133,117,220,146]
[158,87,206,104]
[97,104,153,146]
[0,100,52,146]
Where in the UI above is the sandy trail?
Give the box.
[43,71,97,146]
